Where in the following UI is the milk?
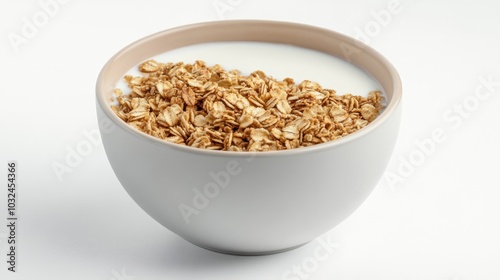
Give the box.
[115,41,382,98]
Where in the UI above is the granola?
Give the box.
[111,60,383,151]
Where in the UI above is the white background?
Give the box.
[1,0,500,279]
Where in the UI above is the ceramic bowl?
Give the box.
[96,20,402,255]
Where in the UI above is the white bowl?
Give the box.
[96,20,402,255]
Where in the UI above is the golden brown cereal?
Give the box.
[112,60,383,151]
[139,60,160,73]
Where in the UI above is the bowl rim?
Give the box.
[96,19,402,158]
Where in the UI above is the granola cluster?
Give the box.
[112,60,383,151]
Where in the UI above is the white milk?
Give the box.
[116,41,382,98]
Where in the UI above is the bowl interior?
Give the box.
[96,20,402,154]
